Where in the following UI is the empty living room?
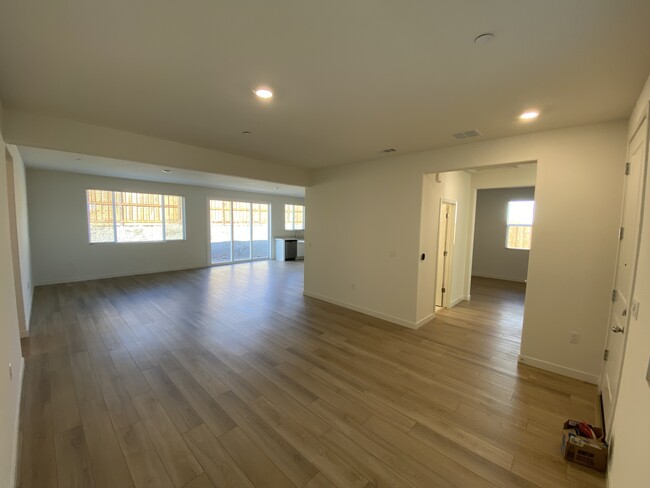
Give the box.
[1,1,650,487]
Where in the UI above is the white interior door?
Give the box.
[435,201,456,308]
[601,116,648,434]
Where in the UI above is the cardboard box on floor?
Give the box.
[561,420,608,472]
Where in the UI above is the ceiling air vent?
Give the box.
[453,129,482,140]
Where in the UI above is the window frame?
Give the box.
[284,204,305,231]
[86,189,186,244]
[505,200,534,251]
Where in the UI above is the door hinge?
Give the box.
[441,287,446,293]
[618,227,625,240]
[625,162,630,175]
[611,289,617,302]
[443,251,448,257]
[604,349,609,361]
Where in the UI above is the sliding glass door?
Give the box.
[209,200,232,264]
[209,199,269,265]
[233,202,251,261]
[252,203,269,259]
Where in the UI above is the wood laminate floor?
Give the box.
[18,262,605,487]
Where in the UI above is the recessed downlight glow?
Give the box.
[161,169,172,174]
[520,111,539,120]
[254,88,273,99]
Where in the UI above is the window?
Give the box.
[285,204,305,230]
[506,200,534,250]
[86,189,185,243]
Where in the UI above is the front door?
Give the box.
[601,116,648,434]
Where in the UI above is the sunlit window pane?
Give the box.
[506,200,534,250]
[285,204,305,231]
[86,190,185,243]
[87,190,115,243]
[507,201,534,225]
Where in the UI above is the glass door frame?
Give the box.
[207,197,271,266]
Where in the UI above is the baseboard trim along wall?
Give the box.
[414,313,435,328]
[473,273,527,283]
[449,295,470,308]
[11,357,25,488]
[302,291,422,329]
[33,263,209,287]
[518,354,600,384]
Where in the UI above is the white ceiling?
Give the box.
[17,146,305,197]
[1,1,650,169]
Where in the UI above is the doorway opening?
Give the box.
[419,163,537,350]
[468,185,535,340]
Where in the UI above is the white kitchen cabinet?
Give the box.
[275,238,298,261]
[297,240,305,259]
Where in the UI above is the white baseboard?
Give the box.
[303,291,421,329]
[415,313,435,328]
[449,295,470,308]
[33,263,209,286]
[473,273,527,283]
[11,357,25,487]
[517,354,600,384]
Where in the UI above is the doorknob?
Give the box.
[612,326,625,334]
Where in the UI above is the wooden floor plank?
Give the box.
[116,421,175,488]
[143,366,203,433]
[215,390,318,486]
[131,390,203,487]
[183,424,255,488]
[78,397,134,488]
[219,426,296,488]
[53,426,95,488]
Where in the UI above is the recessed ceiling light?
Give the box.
[254,88,273,99]
[519,111,540,120]
[242,130,252,135]
[381,148,397,153]
[162,169,172,174]
[474,33,494,45]
[273,187,279,190]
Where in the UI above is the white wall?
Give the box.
[6,146,32,335]
[607,75,650,488]
[0,99,26,488]
[472,186,535,282]
[27,169,304,285]
[305,121,626,382]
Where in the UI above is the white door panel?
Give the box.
[601,116,648,435]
